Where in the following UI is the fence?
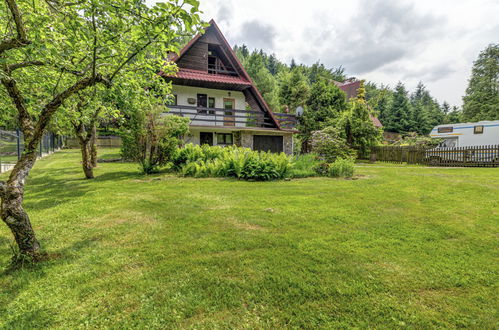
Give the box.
[0,129,64,173]
[66,136,122,149]
[367,145,499,167]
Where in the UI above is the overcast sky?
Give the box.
[153,0,499,106]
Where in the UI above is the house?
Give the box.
[160,20,297,154]
[333,79,383,129]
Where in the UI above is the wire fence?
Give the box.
[0,129,64,173]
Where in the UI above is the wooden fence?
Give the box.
[367,145,499,167]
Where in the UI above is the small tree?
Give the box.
[121,94,189,174]
[310,127,355,163]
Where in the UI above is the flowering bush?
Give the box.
[310,127,356,163]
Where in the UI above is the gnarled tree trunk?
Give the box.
[78,136,95,179]
[0,150,41,259]
[90,124,97,168]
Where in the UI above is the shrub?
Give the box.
[328,157,355,178]
[121,106,189,174]
[310,127,356,163]
[175,144,291,181]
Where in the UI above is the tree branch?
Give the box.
[27,73,110,150]
[6,60,45,73]
[0,76,34,138]
[0,0,30,54]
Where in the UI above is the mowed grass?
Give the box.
[0,149,498,328]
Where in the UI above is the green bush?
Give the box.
[310,127,356,163]
[328,157,355,178]
[174,144,291,181]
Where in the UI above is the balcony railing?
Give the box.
[166,105,296,129]
[207,64,238,76]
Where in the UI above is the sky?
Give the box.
[151,0,499,107]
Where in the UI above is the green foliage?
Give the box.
[392,132,441,147]
[328,157,355,178]
[278,70,310,112]
[174,144,291,181]
[410,82,444,135]
[383,82,413,133]
[242,50,279,110]
[299,79,348,151]
[337,81,382,155]
[462,44,499,121]
[310,127,356,163]
[121,103,189,174]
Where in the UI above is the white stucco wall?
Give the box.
[170,85,247,127]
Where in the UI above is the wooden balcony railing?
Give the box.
[166,105,297,129]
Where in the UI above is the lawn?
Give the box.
[0,149,498,328]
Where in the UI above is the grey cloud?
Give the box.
[305,0,444,74]
[235,20,277,50]
[403,63,456,82]
[216,2,233,24]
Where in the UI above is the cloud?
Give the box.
[235,20,277,50]
[305,0,444,74]
[216,1,233,25]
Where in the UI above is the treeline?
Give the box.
[235,43,499,135]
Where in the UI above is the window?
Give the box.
[438,127,453,133]
[208,97,216,115]
[217,133,233,146]
[474,125,484,134]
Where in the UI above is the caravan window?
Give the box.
[474,125,484,134]
[438,127,453,133]
[440,139,457,148]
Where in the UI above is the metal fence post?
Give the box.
[16,128,21,160]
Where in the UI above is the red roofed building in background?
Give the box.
[334,79,383,129]
[160,20,296,154]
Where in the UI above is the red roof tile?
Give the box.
[370,114,383,128]
[162,68,252,86]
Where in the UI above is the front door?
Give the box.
[200,132,213,146]
[223,98,235,126]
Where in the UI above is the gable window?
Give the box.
[438,127,453,133]
[217,133,233,146]
[474,125,484,134]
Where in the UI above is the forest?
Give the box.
[234,43,499,135]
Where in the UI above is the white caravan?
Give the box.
[430,120,499,147]
[428,120,499,163]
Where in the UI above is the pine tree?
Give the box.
[462,44,499,121]
[278,69,309,112]
[244,51,279,110]
[385,82,413,133]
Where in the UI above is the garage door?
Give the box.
[253,135,283,153]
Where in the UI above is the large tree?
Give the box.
[0,0,202,260]
[462,44,499,121]
[384,82,413,133]
[278,69,309,112]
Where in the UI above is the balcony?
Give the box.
[166,105,297,130]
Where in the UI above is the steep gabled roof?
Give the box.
[166,20,282,130]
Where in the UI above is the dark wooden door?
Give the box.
[200,132,213,146]
[253,135,283,153]
[223,98,235,126]
[197,94,207,113]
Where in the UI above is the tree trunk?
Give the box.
[0,150,41,259]
[78,137,94,179]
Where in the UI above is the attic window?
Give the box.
[207,44,237,76]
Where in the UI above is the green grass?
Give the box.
[0,149,498,328]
